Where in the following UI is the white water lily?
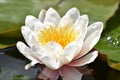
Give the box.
[16,7,103,80]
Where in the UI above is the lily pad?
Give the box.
[95,6,120,71]
[53,0,118,24]
[0,28,23,49]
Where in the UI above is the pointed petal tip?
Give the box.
[25,63,31,70]
[21,26,28,34]
[91,21,104,33]
[21,26,31,33]
[25,61,37,70]
[68,51,98,67]
[25,15,35,22]
[38,9,46,17]
[39,9,46,17]
[66,7,80,23]
[21,26,25,30]
[70,7,79,11]
[81,14,88,20]
[38,9,46,22]
[88,50,98,63]
[47,7,56,12]
[16,41,23,49]
[79,14,89,26]
[41,9,46,12]
[97,21,104,31]
[25,15,38,28]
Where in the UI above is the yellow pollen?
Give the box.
[38,25,79,48]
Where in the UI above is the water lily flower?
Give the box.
[16,7,103,80]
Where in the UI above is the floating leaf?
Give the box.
[53,0,118,24]
[95,5,120,71]
[0,28,23,49]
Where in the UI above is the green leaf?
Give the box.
[95,6,120,71]
[52,0,118,24]
[0,29,23,49]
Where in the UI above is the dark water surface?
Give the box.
[0,51,38,80]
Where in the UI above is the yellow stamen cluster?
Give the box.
[38,25,79,48]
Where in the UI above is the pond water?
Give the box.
[0,51,38,80]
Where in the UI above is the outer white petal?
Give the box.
[25,15,38,29]
[16,41,43,69]
[59,15,73,28]
[75,30,102,59]
[68,51,98,66]
[21,26,40,47]
[62,41,83,64]
[25,61,38,70]
[65,7,80,23]
[78,22,103,57]
[38,9,46,22]
[16,41,40,62]
[74,15,88,40]
[59,66,82,80]
[44,7,61,27]
[35,42,63,70]
[25,15,44,32]
[85,22,103,39]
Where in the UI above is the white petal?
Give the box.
[25,15,38,29]
[25,15,44,32]
[25,61,37,70]
[21,26,40,47]
[38,9,46,22]
[75,30,102,59]
[59,15,73,28]
[66,7,80,23]
[59,66,82,80]
[16,42,42,68]
[44,41,63,59]
[44,7,61,26]
[78,23,103,57]
[68,51,98,66]
[85,22,103,39]
[34,21,44,33]
[36,42,63,70]
[74,15,88,40]
[62,41,83,64]
[17,41,37,61]
[44,21,55,28]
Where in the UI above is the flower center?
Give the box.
[38,25,79,48]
